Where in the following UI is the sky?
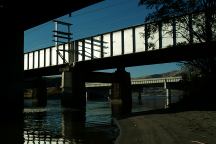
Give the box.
[24,0,181,78]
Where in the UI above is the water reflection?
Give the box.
[62,109,85,143]
[24,100,116,144]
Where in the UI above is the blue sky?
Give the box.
[24,0,180,78]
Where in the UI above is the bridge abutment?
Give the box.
[111,68,132,117]
[61,69,86,121]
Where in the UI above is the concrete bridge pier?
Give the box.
[61,69,86,121]
[111,68,132,117]
[32,77,47,107]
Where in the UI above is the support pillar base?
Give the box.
[61,69,86,121]
[111,68,132,117]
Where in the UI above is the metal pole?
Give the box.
[54,21,59,65]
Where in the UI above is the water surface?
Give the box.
[24,99,117,144]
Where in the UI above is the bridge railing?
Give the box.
[24,10,215,70]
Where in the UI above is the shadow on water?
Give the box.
[24,99,118,144]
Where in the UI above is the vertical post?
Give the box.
[121,30,124,55]
[69,41,74,65]
[27,53,29,70]
[164,80,171,108]
[110,32,113,57]
[75,41,79,62]
[44,49,46,67]
[68,24,72,65]
[82,39,85,61]
[145,24,149,51]
[38,50,40,68]
[67,24,71,43]
[100,35,104,58]
[132,27,136,53]
[91,37,94,59]
[54,21,59,65]
[33,51,35,69]
[50,48,52,66]
[63,44,65,64]
[165,89,171,109]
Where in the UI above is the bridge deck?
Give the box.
[24,11,216,77]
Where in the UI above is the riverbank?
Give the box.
[114,110,216,144]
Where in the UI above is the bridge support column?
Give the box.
[164,81,171,108]
[61,69,86,121]
[138,88,143,105]
[111,68,132,117]
[32,78,47,107]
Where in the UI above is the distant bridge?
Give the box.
[85,76,182,88]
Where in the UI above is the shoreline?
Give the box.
[114,109,216,144]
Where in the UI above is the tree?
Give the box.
[139,0,216,80]
[139,0,216,109]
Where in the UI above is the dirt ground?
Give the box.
[115,111,216,144]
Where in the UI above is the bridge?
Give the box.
[86,76,182,88]
[24,11,216,117]
[24,11,216,77]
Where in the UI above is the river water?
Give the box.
[24,91,182,144]
[24,99,118,144]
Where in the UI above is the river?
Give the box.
[24,92,182,144]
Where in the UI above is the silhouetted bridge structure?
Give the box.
[86,76,182,89]
[24,11,216,116]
